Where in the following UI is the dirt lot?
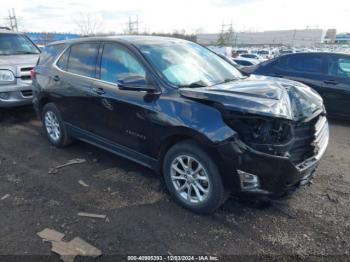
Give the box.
[0,106,349,261]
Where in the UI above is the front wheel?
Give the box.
[163,140,227,214]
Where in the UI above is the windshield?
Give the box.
[0,33,40,55]
[137,41,242,87]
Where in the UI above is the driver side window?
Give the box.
[100,43,146,84]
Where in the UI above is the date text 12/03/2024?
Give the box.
[127,255,219,261]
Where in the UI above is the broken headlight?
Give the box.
[224,114,293,155]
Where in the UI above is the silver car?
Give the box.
[0,29,40,107]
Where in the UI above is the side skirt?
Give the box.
[65,122,159,171]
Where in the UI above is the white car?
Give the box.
[256,50,274,60]
[238,53,266,62]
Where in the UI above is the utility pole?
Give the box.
[127,16,139,34]
[8,9,18,31]
[217,21,234,47]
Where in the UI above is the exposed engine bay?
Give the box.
[223,111,322,164]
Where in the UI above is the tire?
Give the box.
[163,140,227,214]
[41,103,72,147]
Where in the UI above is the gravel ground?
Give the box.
[0,106,349,261]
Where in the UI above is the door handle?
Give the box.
[53,75,60,81]
[324,80,339,85]
[92,87,105,95]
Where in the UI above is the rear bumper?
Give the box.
[0,83,33,107]
[216,126,329,198]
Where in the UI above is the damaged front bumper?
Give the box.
[216,118,329,198]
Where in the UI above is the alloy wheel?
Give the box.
[170,155,211,204]
[44,111,61,142]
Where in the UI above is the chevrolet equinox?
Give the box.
[32,36,329,214]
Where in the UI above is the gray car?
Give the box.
[0,29,40,107]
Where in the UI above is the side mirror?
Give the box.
[118,75,157,92]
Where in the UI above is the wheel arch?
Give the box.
[38,96,53,118]
[157,127,224,174]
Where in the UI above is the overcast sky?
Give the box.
[1,0,350,34]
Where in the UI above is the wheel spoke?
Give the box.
[192,165,202,175]
[192,184,203,201]
[194,180,209,193]
[177,182,187,192]
[187,184,193,201]
[172,165,185,175]
[196,174,208,182]
[171,175,186,181]
[178,157,188,170]
[187,157,193,171]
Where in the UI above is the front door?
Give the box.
[89,42,160,156]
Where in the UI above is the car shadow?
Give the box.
[0,105,36,124]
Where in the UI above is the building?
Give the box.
[25,32,80,46]
[324,29,337,44]
[335,33,350,44]
[197,29,326,47]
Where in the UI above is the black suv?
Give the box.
[252,52,350,119]
[32,36,329,214]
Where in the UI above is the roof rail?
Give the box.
[0,27,11,31]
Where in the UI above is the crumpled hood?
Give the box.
[179,75,324,121]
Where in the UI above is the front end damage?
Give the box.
[180,76,329,198]
[218,112,329,198]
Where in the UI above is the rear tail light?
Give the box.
[30,69,36,79]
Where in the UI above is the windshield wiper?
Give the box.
[178,81,208,88]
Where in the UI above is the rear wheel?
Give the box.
[42,103,72,147]
[163,140,227,214]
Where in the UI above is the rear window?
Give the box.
[275,54,323,74]
[66,43,99,78]
[291,55,322,73]
[38,44,65,65]
[57,48,70,70]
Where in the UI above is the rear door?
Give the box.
[323,54,350,117]
[53,42,100,130]
[34,43,66,108]
[266,54,327,93]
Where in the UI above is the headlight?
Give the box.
[224,114,293,156]
[0,70,15,83]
